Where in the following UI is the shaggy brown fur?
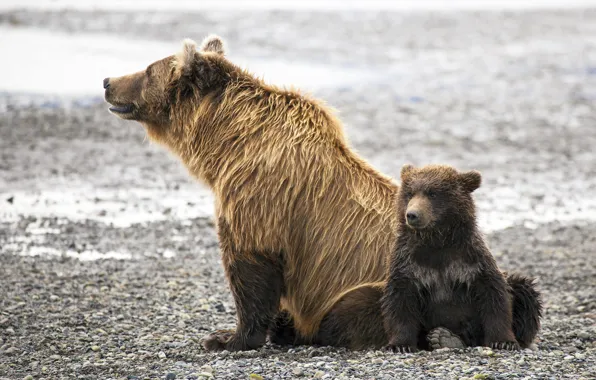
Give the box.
[382,164,542,352]
[104,35,398,350]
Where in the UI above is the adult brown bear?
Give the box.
[104,35,398,351]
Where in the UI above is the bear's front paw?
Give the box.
[385,344,418,353]
[489,341,520,351]
[201,329,235,351]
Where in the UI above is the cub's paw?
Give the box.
[201,329,235,351]
[385,344,418,353]
[427,327,466,350]
[490,341,520,351]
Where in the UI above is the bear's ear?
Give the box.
[200,34,225,56]
[175,38,198,75]
[460,170,482,192]
[401,164,415,180]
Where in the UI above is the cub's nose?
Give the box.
[103,78,110,89]
[406,211,419,224]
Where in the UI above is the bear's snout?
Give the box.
[405,196,431,229]
[406,211,420,225]
[103,78,111,89]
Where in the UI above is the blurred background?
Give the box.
[1,0,596,244]
[1,2,595,379]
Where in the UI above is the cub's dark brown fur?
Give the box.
[382,164,542,352]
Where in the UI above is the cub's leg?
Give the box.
[381,275,423,353]
[472,272,519,350]
[202,220,284,351]
[507,273,542,348]
[317,285,387,350]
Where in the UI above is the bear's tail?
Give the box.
[507,273,543,348]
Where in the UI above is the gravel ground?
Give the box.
[1,6,596,380]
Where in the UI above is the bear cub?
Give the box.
[382,164,542,352]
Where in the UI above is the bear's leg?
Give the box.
[317,285,387,350]
[202,252,284,351]
[507,273,542,348]
[472,274,520,350]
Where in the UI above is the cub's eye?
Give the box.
[427,190,437,198]
[404,191,413,199]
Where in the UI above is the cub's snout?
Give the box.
[405,196,432,229]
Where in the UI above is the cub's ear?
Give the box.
[401,164,415,180]
[200,34,225,55]
[175,38,198,76]
[460,170,482,192]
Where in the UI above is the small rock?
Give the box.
[49,354,61,361]
[197,373,213,379]
[481,349,494,357]
[308,348,323,357]
[3,346,18,355]
[23,376,33,380]
[30,361,38,369]
[158,351,166,359]
[517,358,525,365]
[372,358,383,364]
[91,345,100,352]
[575,353,586,359]
[313,371,325,378]
[0,318,9,327]
[49,294,60,301]
[165,373,176,380]
[473,374,490,380]
[5,327,15,335]
[292,368,304,376]
[249,375,263,380]
[200,365,214,374]
[563,355,574,360]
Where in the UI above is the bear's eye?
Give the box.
[427,190,437,198]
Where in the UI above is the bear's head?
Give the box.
[103,35,228,136]
[398,164,481,232]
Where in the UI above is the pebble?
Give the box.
[158,351,166,359]
[91,345,100,352]
[23,376,33,380]
[165,373,176,380]
[3,346,18,355]
[292,368,304,376]
[49,354,61,360]
[563,355,574,360]
[49,294,60,301]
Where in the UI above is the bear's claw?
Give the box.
[490,341,520,351]
[427,327,466,350]
[385,344,418,353]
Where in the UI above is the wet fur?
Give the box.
[382,165,542,351]
[104,36,399,350]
